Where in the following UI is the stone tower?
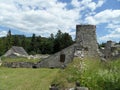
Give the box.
[75,25,99,57]
[104,41,115,59]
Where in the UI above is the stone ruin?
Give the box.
[100,40,120,60]
[49,81,89,90]
[3,24,100,68]
[75,25,99,57]
[4,46,28,58]
[36,25,99,68]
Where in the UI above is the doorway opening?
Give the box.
[60,54,65,63]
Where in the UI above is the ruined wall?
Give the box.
[36,44,75,68]
[3,62,34,68]
[36,25,99,68]
[102,41,120,59]
[2,25,101,68]
[76,25,99,57]
[104,41,113,59]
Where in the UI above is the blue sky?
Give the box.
[0,0,120,43]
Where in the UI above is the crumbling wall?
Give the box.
[76,25,99,57]
[36,25,99,68]
[3,25,99,68]
[36,44,75,68]
[101,41,120,59]
[3,62,34,68]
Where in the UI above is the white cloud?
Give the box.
[0,0,105,37]
[71,0,105,11]
[97,0,105,7]
[99,23,120,42]
[0,0,81,37]
[85,9,120,42]
[99,28,120,42]
[95,10,120,24]
[2,0,119,43]
[87,2,96,11]
[0,31,7,37]
[71,0,80,8]
[85,9,120,24]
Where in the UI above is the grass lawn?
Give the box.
[1,57,40,63]
[0,67,59,90]
[1,57,120,90]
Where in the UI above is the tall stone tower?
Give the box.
[75,25,99,57]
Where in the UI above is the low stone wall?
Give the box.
[69,87,89,90]
[3,62,34,68]
[49,82,89,90]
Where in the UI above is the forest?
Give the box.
[0,30,74,56]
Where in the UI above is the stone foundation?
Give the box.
[3,62,34,68]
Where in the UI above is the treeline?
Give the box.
[0,30,74,56]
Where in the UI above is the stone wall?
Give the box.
[36,25,99,68]
[76,25,99,57]
[101,41,120,59]
[3,62,34,68]
[3,25,99,68]
[36,44,75,68]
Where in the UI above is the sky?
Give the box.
[0,0,120,43]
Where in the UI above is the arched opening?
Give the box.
[60,54,65,63]
[32,65,37,68]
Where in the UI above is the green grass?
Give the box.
[52,57,120,90]
[0,67,59,90]
[0,57,120,90]
[1,57,40,63]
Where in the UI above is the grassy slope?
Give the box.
[0,67,59,90]
[52,58,120,90]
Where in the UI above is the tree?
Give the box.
[53,30,62,52]
[53,30,74,53]
[99,42,106,48]
[48,33,54,53]
[61,33,73,49]
[36,36,41,53]
[12,35,20,46]
[50,33,54,39]
[0,39,3,55]
[29,33,37,54]
[0,30,74,55]
[5,29,12,50]
[21,35,26,48]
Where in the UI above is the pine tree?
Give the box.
[30,33,37,54]
[21,35,26,49]
[5,29,12,50]
[12,35,20,46]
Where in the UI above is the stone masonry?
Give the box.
[100,41,120,59]
[3,25,99,68]
[36,44,75,68]
[75,25,99,57]
[36,25,99,68]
